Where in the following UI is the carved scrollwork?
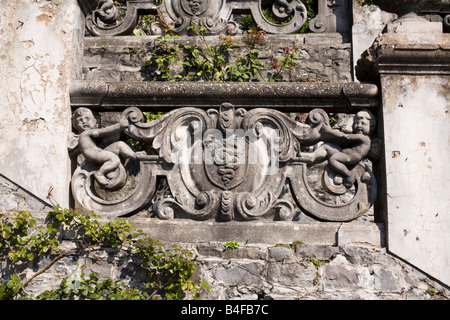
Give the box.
[444,14,450,30]
[86,0,141,36]
[70,107,159,217]
[85,0,310,36]
[308,0,335,33]
[308,0,353,34]
[70,104,379,222]
[155,191,219,220]
[71,160,158,217]
[236,192,295,221]
[96,0,119,24]
[250,0,308,34]
[289,161,377,221]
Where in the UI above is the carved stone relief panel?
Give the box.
[85,0,350,36]
[69,104,379,222]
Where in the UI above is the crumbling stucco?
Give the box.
[0,0,85,208]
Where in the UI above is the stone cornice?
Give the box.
[70,81,379,111]
[356,33,450,81]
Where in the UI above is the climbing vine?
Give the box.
[130,0,316,83]
[0,206,208,300]
[144,22,300,83]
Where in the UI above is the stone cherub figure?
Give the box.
[299,110,376,188]
[69,107,143,190]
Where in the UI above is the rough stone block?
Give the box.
[340,245,375,266]
[370,265,403,292]
[215,262,265,286]
[323,259,361,289]
[337,222,385,247]
[197,243,224,258]
[0,174,50,212]
[265,261,316,287]
[268,246,294,261]
[385,19,442,35]
[295,244,340,261]
[223,246,266,260]
[82,34,352,83]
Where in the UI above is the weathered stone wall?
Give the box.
[12,213,449,300]
[0,174,50,213]
[82,34,352,83]
[195,242,449,300]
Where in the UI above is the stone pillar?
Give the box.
[0,0,86,208]
[357,14,450,286]
[351,1,395,81]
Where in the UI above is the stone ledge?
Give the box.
[356,33,450,80]
[29,212,385,247]
[83,33,347,49]
[70,80,379,111]
[338,222,386,248]
[119,217,386,247]
[128,219,342,245]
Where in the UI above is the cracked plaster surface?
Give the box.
[0,0,84,207]
[382,75,450,286]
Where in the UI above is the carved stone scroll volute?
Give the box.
[250,0,308,34]
[289,108,378,221]
[70,107,160,217]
